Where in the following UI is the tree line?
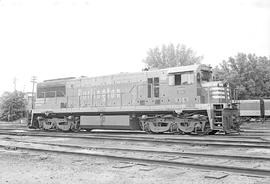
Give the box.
[1,43,270,121]
[0,91,27,121]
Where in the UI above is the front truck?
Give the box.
[140,68,240,135]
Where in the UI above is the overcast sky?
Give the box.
[0,0,269,94]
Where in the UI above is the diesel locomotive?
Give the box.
[29,64,239,134]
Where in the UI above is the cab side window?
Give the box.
[175,74,181,85]
[172,72,194,86]
[181,72,194,85]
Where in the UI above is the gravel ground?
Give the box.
[0,148,269,184]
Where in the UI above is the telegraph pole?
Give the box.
[30,76,37,109]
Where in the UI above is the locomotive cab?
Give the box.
[164,65,239,134]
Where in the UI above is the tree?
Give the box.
[213,53,270,99]
[0,91,27,121]
[143,43,203,69]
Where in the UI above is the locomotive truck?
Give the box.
[29,64,239,134]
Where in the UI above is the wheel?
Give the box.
[56,120,71,131]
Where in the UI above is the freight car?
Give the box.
[239,99,270,121]
[29,64,239,134]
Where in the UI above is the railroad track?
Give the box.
[3,128,268,141]
[0,131,269,149]
[9,139,270,161]
[75,133,270,144]
[240,129,270,134]
[1,127,269,138]
[0,127,147,134]
[0,129,265,143]
[0,139,270,177]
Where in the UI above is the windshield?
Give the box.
[201,70,212,82]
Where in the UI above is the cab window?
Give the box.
[173,72,194,86]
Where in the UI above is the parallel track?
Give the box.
[0,131,269,149]
[0,140,270,177]
[11,139,270,161]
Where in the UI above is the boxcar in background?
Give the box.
[239,99,270,121]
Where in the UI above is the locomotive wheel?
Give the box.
[56,119,71,131]
[37,117,48,130]
[176,119,196,133]
[147,118,172,133]
[42,119,54,130]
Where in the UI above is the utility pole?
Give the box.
[30,76,37,109]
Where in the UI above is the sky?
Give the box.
[0,0,269,94]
